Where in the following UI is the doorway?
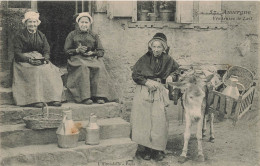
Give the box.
[37,1,76,66]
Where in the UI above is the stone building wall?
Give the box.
[92,1,259,105]
[0,1,259,113]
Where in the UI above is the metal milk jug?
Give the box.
[56,110,79,148]
[86,113,100,145]
[222,75,245,100]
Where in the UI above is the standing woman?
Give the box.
[131,33,179,161]
[12,11,63,107]
[64,12,117,105]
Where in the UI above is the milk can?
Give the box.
[222,75,245,116]
[56,110,79,148]
[222,75,245,100]
[86,113,100,145]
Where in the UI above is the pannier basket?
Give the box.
[223,66,254,92]
[23,102,62,130]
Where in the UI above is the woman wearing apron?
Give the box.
[131,33,179,161]
[12,11,63,107]
[64,12,117,105]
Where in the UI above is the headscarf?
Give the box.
[148,33,168,51]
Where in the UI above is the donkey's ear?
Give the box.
[205,74,215,82]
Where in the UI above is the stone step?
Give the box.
[1,117,130,148]
[0,70,12,88]
[0,87,72,105]
[1,138,137,166]
[0,87,14,105]
[0,102,120,125]
[0,87,80,105]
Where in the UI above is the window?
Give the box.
[7,1,37,11]
[8,1,31,8]
[106,1,225,28]
[137,1,176,21]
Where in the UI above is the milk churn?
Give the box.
[86,113,100,145]
[222,75,245,100]
[56,109,79,148]
[222,75,245,116]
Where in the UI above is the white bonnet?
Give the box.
[22,11,41,25]
[76,12,93,24]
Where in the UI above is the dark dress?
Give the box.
[12,29,63,105]
[64,29,117,102]
[131,50,179,151]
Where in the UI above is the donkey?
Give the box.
[168,69,218,163]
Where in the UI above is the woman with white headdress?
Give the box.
[64,12,117,105]
[12,11,63,107]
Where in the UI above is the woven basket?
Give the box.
[23,103,62,130]
[223,66,254,91]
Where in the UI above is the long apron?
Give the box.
[66,55,117,102]
[12,61,63,106]
[131,84,169,151]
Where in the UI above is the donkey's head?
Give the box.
[169,70,215,122]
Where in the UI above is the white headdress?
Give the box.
[22,11,41,25]
[76,12,93,24]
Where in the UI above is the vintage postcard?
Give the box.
[0,0,259,166]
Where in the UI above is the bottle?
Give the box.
[86,113,100,145]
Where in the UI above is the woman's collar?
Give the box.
[77,29,90,34]
[27,28,37,34]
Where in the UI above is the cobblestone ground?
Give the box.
[132,108,260,166]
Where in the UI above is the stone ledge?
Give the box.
[0,102,121,125]
[0,117,130,148]
[0,87,14,105]
[128,21,228,29]
[1,138,138,166]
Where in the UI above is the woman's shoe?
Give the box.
[34,102,44,108]
[83,99,93,105]
[152,150,164,161]
[143,153,151,160]
[142,147,152,160]
[97,99,105,104]
[49,101,62,107]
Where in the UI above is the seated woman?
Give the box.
[64,12,117,105]
[12,11,63,108]
[131,33,179,161]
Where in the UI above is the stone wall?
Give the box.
[92,1,259,105]
[0,1,259,112]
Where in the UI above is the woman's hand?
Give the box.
[28,58,42,66]
[145,79,160,91]
[166,76,173,88]
[76,44,88,54]
[82,51,94,57]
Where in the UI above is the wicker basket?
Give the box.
[23,103,62,130]
[223,66,254,92]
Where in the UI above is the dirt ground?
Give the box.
[132,102,260,166]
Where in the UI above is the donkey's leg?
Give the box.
[202,113,207,138]
[209,112,215,143]
[196,114,205,162]
[178,112,191,163]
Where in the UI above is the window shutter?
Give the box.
[176,1,194,23]
[199,1,221,23]
[107,1,135,19]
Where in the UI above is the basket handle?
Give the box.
[42,102,49,118]
[237,83,245,95]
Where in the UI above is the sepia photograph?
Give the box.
[0,0,259,166]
